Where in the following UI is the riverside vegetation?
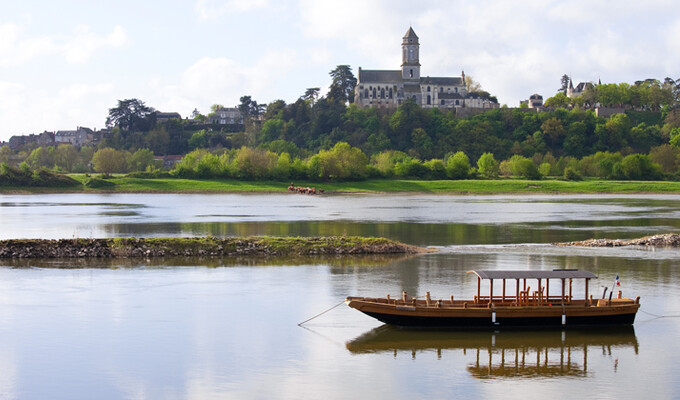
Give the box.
[0,236,423,259]
[3,70,680,192]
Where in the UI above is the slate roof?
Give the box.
[438,92,464,99]
[421,76,463,86]
[403,27,419,40]
[358,69,402,83]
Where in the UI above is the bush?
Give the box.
[564,167,582,181]
[83,177,116,188]
[446,151,470,179]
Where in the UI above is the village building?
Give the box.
[567,78,600,98]
[211,107,244,125]
[55,126,96,147]
[520,94,544,109]
[354,27,499,111]
[155,112,182,123]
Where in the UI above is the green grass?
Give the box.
[5,175,680,194]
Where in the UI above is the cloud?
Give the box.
[195,0,270,19]
[0,23,128,67]
[147,48,298,115]
[0,81,114,137]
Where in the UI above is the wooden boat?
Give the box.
[345,270,640,328]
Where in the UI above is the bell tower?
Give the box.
[401,27,420,81]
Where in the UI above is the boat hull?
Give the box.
[347,298,639,328]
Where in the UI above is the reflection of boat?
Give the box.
[346,325,639,378]
[346,270,640,328]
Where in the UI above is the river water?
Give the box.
[0,193,679,399]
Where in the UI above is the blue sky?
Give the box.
[1,0,679,142]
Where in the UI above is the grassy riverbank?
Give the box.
[0,236,424,258]
[3,175,680,194]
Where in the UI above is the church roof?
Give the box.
[438,92,464,99]
[403,27,418,40]
[358,69,402,83]
[421,76,463,86]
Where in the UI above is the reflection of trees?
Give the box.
[346,326,638,379]
[96,218,680,247]
[2,254,415,269]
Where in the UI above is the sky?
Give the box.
[1,0,679,142]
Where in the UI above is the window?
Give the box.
[389,88,393,98]
[364,89,369,98]
[427,86,431,92]
[427,95,431,105]
[410,69,413,78]
[455,100,459,105]
[440,87,443,93]
[373,88,377,98]
[441,100,445,105]
[381,88,385,99]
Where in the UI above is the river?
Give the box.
[0,193,679,399]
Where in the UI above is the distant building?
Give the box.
[155,112,182,123]
[354,27,499,110]
[211,107,244,125]
[8,131,55,150]
[567,78,600,98]
[520,94,544,108]
[55,126,95,146]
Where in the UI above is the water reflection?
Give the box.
[347,326,638,379]
[0,253,416,269]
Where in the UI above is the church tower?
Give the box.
[401,27,420,81]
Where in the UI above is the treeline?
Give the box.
[0,145,157,174]
[547,77,679,110]
[167,142,675,182]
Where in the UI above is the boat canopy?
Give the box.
[467,270,597,280]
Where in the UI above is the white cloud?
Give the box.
[0,23,128,67]
[0,81,114,136]
[63,25,129,64]
[148,48,298,116]
[195,0,270,19]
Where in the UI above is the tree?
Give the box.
[328,65,357,104]
[544,92,570,108]
[309,142,367,181]
[105,99,155,132]
[302,88,320,103]
[238,96,263,119]
[559,74,570,94]
[477,152,499,178]
[54,144,79,172]
[92,148,127,174]
[127,149,155,172]
[446,151,470,179]
[465,75,482,93]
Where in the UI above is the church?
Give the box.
[354,27,499,111]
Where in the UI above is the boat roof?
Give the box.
[467,270,597,280]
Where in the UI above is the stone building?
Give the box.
[211,107,244,125]
[354,27,498,110]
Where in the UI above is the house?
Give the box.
[520,94,544,109]
[211,107,244,125]
[55,126,94,146]
[153,155,184,169]
[8,131,55,150]
[567,78,599,98]
[354,27,499,110]
[156,112,182,123]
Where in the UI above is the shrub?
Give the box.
[83,177,116,188]
[564,167,582,181]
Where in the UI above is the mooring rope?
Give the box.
[297,300,346,326]
[640,310,680,319]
